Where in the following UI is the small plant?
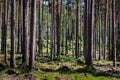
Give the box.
[76,59,84,65]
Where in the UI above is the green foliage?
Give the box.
[57,65,71,73]
[40,58,52,63]
[76,58,85,65]
[40,67,55,72]
[57,56,75,62]
[7,39,11,54]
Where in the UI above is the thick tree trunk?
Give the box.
[17,0,22,54]
[10,0,16,68]
[108,16,112,60]
[84,0,92,65]
[108,0,112,60]
[56,0,62,57]
[50,0,55,58]
[22,0,29,65]
[1,0,8,63]
[93,0,98,59]
[103,0,108,60]
[29,0,36,70]
[112,0,117,67]
[38,0,43,57]
[75,0,80,58]
[3,0,8,63]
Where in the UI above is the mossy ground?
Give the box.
[0,54,120,80]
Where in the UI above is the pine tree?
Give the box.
[22,0,29,65]
[10,0,16,68]
[29,0,36,70]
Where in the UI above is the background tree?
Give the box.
[103,0,108,60]
[75,0,80,58]
[17,0,22,54]
[1,0,8,63]
[50,0,55,58]
[38,0,43,57]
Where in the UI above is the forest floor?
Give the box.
[0,54,120,80]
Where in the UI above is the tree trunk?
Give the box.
[29,0,36,70]
[22,0,29,65]
[1,0,8,63]
[10,0,16,68]
[103,0,108,60]
[112,0,117,67]
[50,0,55,58]
[56,0,62,57]
[84,0,92,65]
[75,0,80,58]
[38,0,43,57]
[17,0,22,54]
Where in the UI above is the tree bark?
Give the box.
[22,0,29,65]
[56,0,62,57]
[84,0,92,65]
[103,0,108,60]
[29,0,36,70]
[10,0,16,68]
[38,0,43,57]
[17,0,22,54]
[50,0,55,58]
[112,0,117,67]
[75,0,80,58]
[1,0,8,63]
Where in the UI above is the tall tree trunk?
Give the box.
[4,0,9,62]
[29,0,36,70]
[103,0,108,60]
[75,0,80,58]
[0,3,2,31]
[50,0,55,58]
[108,0,112,60]
[93,0,97,59]
[84,0,92,65]
[1,0,8,63]
[56,0,62,57]
[0,3,2,53]
[22,0,29,65]
[39,0,43,57]
[17,0,22,54]
[10,0,16,68]
[112,0,117,67]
